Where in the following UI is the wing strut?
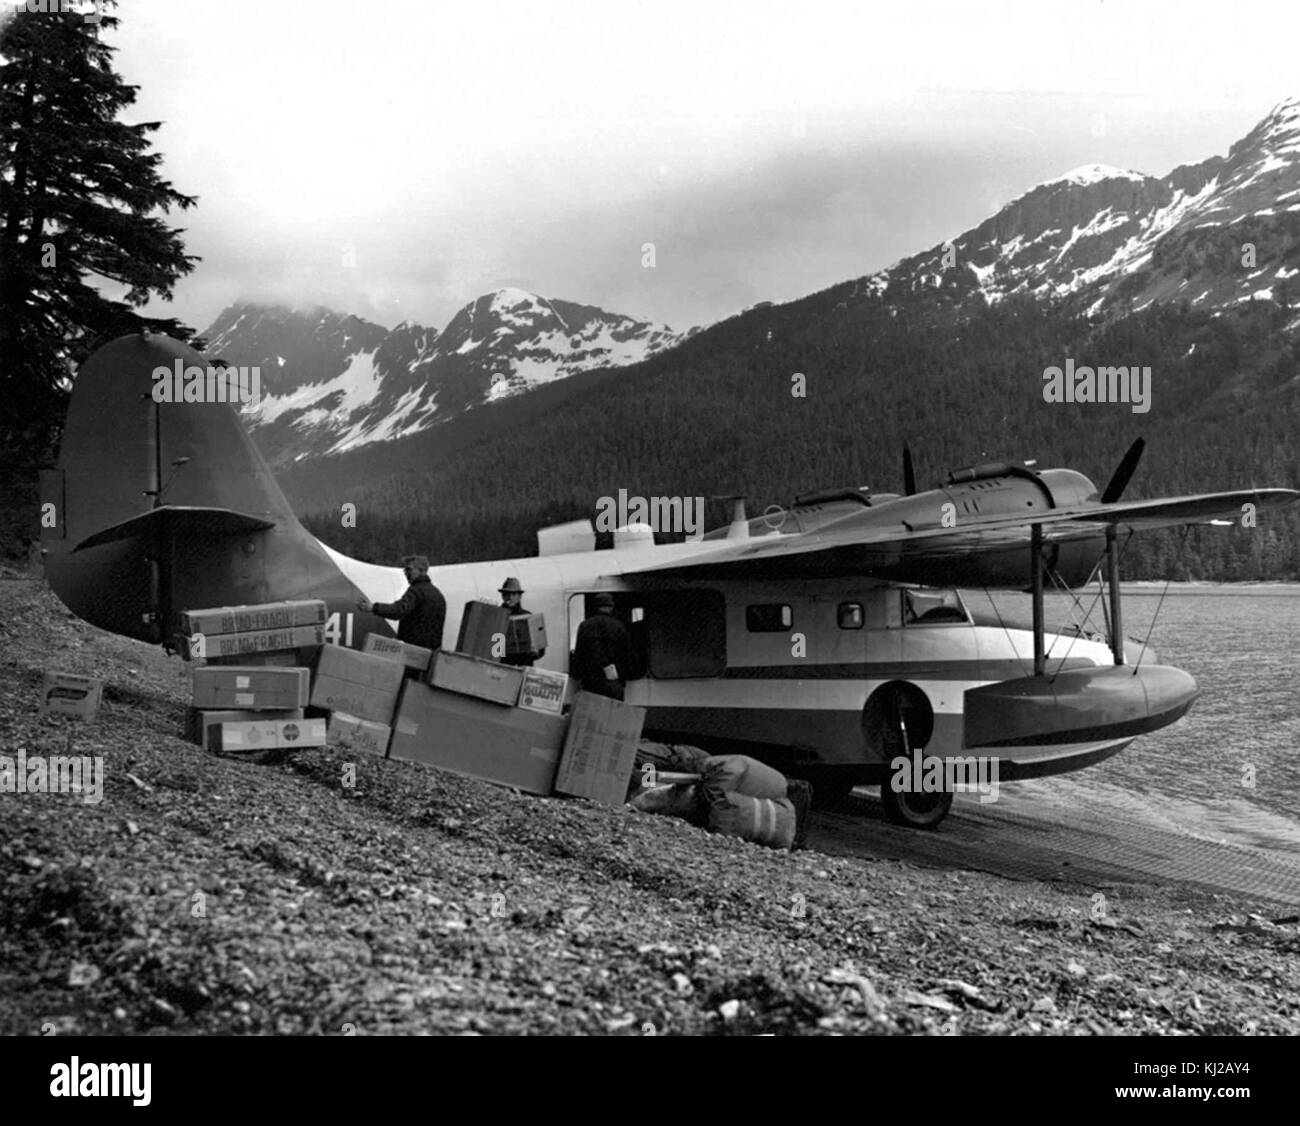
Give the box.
[1106,525,1124,666]
[1031,523,1045,676]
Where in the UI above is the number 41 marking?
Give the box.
[324,611,354,647]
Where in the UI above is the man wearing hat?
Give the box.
[572,592,632,700]
[357,555,446,674]
[498,576,544,667]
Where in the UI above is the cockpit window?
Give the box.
[902,588,970,625]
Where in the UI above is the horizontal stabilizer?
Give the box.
[72,505,276,553]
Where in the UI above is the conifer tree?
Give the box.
[1,1,198,554]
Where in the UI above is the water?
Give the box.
[974,586,1300,853]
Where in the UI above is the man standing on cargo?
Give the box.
[357,556,446,674]
[499,576,545,668]
[572,592,632,701]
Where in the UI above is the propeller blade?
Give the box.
[1101,438,1146,504]
[903,443,917,496]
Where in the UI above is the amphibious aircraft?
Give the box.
[39,333,1300,827]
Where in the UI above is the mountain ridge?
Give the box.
[202,288,683,465]
[852,97,1300,327]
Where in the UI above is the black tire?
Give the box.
[879,782,953,829]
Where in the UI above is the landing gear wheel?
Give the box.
[879,783,953,830]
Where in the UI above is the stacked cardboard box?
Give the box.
[517,667,568,714]
[362,633,433,674]
[181,600,328,635]
[182,600,326,750]
[208,717,327,753]
[180,600,326,664]
[205,645,321,668]
[554,692,646,806]
[427,649,525,706]
[389,680,567,794]
[186,707,306,750]
[186,625,324,661]
[455,600,511,660]
[192,666,310,710]
[326,711,392,756]
[310,645,404,726]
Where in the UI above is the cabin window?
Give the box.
[643,590,726,677]
[837,602,864,630]
[902,588,970,625]
[746,603,792,632]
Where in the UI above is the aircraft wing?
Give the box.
[615,488,1300,583]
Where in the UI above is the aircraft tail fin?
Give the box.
[42,333,352,644]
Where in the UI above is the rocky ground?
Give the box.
[1,571,1297,1036]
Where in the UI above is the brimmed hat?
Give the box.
[499,577,523,593]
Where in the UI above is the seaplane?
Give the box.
[40,333,1300,828]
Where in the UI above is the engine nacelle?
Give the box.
[784,467,1107,589]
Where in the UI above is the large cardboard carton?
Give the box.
[506,613,547,658]
[517,667,568,714]
[455,600,511,659]
[389,681,566,794]
[41,672,103,720]
[362,633,433,673]
[186,707,304,749]
[427,649,525,706]
[188,624,324,659]
[327,711,392,757]
[209,717,327,752]
[310,645,404,724]
[181,599,328,636]
[555,691,646,806]
[191,666,309,710]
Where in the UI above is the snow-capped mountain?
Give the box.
[202,289,681,465]
[852,98,1300,329]
[211,101,1300,469]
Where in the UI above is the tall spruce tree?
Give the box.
[0,1,198,556]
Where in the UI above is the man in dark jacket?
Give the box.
[357,556,446,672]
[572,592,632,700]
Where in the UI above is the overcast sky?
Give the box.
[86,0,1300,334]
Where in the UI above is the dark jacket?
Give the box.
[572,611,632,695]
[372,576,446,650]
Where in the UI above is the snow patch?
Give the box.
[1042,163,1150,188]
[248,348,379,427]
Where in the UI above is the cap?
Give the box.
[499,577,523,593]
[593,592,615,609]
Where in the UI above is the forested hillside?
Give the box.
[282,280,1300,581]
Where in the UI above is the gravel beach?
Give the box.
[2,573,1297,1036]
